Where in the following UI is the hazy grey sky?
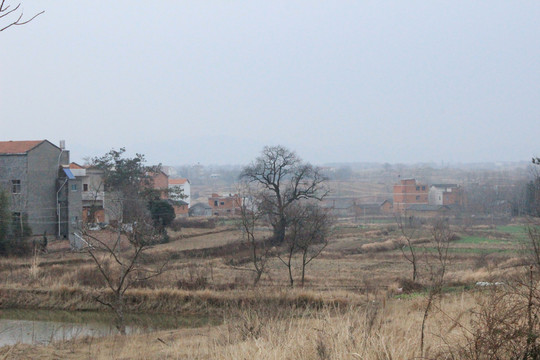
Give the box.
[1,1,539,166]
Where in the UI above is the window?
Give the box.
[416,195,420,200]
[220,201,225,205]
[422,186,425,191]
[71,184,77,191]
[11,180,21,194]
[83,184,89,192]
[214,200,218,206]
[416,186,420,191]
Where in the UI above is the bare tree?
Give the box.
[294,204,333,287]
[82,149,169,334]
[233,187,273,286]
[240,145,328,244]
[420,218,452,357]
[396,215,421,282]
[82,219,166,335]
[276,202,333,287]
[0,1,43,32]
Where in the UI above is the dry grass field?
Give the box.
[0,217,538,359]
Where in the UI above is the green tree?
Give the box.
[148,199,175,243]
[92,148,160,222]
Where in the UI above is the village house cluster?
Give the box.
[0,139,477,247]
[0,140,193,245]
[324,178,465,219]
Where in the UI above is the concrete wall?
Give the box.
[27,141,68,236]
[67,177,83,241]
[0,154,28,233]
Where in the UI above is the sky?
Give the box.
[1,1,539,166]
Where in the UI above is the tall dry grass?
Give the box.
[0,292,478,360]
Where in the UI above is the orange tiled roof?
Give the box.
[68,162,85,169]
[0,140,45,154]
[169,178,188,185]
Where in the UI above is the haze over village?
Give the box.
[1,1,540,359]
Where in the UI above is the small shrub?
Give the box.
[170,218,216,230]
[397,277,425,294]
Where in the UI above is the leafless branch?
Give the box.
[0,1,43,32]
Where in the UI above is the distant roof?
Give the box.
[355,203,381,210]
[431,184,458,188]
[190,202,212,209]
[169,178,189,185]
[406,204,450,211]
[0,140,48,154]
[63,168,76,180]
[167,199,189,206]
[68,162,85,169]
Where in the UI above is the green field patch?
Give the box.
[455,236,507,244]
[395,285,473,299]
[495,225,528,235]
[405,246,514,254]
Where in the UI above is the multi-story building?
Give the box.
[168,178,190,206]
[68,163,107,224]
[393,178,428,213]
[0,140,71,237]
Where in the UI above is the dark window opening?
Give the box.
[11,180,21,194]
[83,184,89,192]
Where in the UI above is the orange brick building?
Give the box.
[208,193,242,216]
[393,179,428,213]
[169,199,189,217]
[148,170,169,199]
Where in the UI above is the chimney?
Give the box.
[59,140,65,150]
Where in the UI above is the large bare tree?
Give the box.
[240,145,328,244]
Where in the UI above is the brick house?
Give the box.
[393,178,429,213]
[428,184,464,207]
[380,199,393,214]
[208,193,242,216]
[168,199,189,217]
[148,170,169,199]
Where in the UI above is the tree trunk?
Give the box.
[114,295,126,335]
[301,251,307,287]
[273,216,287,244]
[288,260,294,287]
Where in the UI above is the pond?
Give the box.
[0,309,215,346]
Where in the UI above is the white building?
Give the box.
[168,178,191,206]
